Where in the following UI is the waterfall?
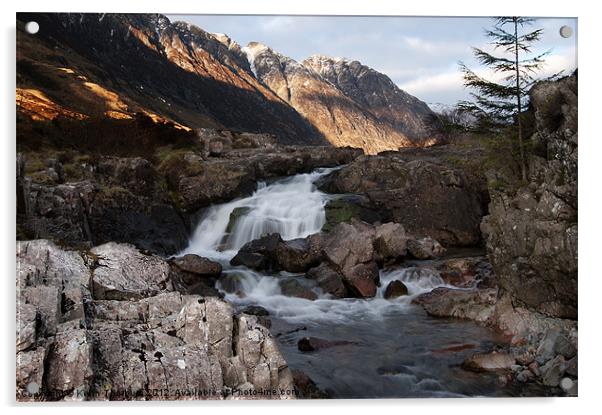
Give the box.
[181,166,454,323]
[181,167,334,260]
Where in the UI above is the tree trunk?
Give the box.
[514,17,527,181]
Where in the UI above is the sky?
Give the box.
[167,15,577,106]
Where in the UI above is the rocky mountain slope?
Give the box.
[304,55,443,144]
[17,13,326,145]
[245,43,442,154]
[17,13,443,153]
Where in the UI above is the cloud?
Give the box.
[260,16,298,33]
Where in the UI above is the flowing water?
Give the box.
[181,168,531,398]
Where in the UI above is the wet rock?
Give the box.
[407,237,446,259]
[226,207,250,233]
[91,242,172,300]
[373,222,409,262]
[306,263,347,298]
[536,329,577,363]
[291,369,329,399]
[171,254,222,277]
[540,355,566,387]
[516,369,535,383]
[276,237,322,273]
[297,337,354,352]
[462,351,515,372]
[565,356,577,377]
[413,287,497,322]
[343,261,380,298]
[242,305,270,316]
[279,279,318,300]
[383,280,409,299]
[230,233,283,272]
[322,221,379,298]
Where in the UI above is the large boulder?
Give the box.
[481,74,578,319]
[322,221,379,298]
[318,153,485,246]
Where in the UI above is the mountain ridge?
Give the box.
[17,12,444,153]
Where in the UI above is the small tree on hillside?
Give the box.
[458,17,549,181]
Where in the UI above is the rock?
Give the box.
[318,154,485,246]
[540,355,566,387]
[383,280,409,299]
[373,222,409,262]
[536,329,577,363]
[297,337,354,352]
[279,279,318,300]
[17,239,90,336]
[230,233,283,272]
[306,263,347,298]
[322,221,379,298]
[16,303,37,352]
[171,254,222,277]
[482,74,577,318]
[413,287,497,322]
[16,347,46,401]
[462,352,515,372]
[565,356,577,377]
[407,237,446,259]
[343,261,380,298]
[276,237,322,273]
[291,370,329,399]
[45,329,94,399]
[516,369,534,383]
[242,305,270,316]
[226,207,250,233]
[91,242,172,300]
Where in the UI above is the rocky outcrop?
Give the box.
[16,240,295,401]
[318,152,485,246]
[304,55,444,145]
[245,43,442,154]
[17,145,362,255]
[162,145,362,211]
[17,13,326,145]
[481,74,578,319]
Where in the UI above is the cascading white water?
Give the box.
[181,168,333,261]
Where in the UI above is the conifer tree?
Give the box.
[459,17,549,181]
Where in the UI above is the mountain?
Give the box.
[303,55,443,144]
[244,43,442,154]
[17,12,443,153]
[16,13,326,145]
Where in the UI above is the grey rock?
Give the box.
[407,237,446,259]
[383,280,409,299]
[45,329,93,399]
[541,355,567,387]
[91,242,172,300]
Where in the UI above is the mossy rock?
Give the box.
[226,207,251,233]
[322,199,361,232]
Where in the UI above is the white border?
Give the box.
[1,1,599,414]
